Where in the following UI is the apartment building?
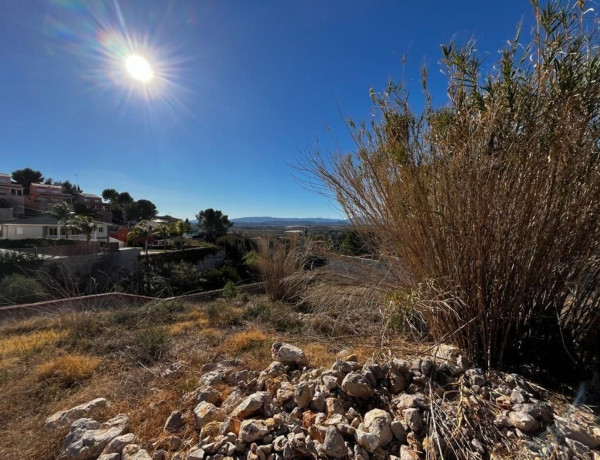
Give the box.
[0,173,25,216]
[24,183,73,213]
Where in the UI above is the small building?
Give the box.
[0,173,25,216]
[78,193,112,222]
[24,183,73,213]
[0,215,109,241]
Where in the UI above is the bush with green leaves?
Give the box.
[202,266,240,290]
[134,326,170,363]
[308,1,600,374]
[0,252,44,278]
[0,274,46,305]
[222,281,238,299]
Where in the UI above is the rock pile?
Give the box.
[47,342,600,460]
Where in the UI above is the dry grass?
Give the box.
[35,354,101,386]
[0,329,67,360]
[252,237,307,302]
[0,295,400,459]
[223,328,269,354]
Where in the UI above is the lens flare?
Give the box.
[125,55,153,82]
[43,0,192,118]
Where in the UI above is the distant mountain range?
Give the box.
[230,216,348,227]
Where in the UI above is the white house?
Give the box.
[0,216,109,241]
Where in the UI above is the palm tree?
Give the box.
[128,221,152,260]
[47,202,72,240]
[169,220,190,250]
[68,215,97,242]
[153,223,171,253]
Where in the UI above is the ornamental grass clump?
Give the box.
[307,1,600,374]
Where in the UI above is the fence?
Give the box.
[0,282,265,322]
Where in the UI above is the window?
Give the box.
[98,227,103,233]
[47,227,57,236]
[16,227,23,235]
[11,189,15,195]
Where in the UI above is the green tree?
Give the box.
[11,168,43,194]
[170,220,191,249]
[73,202,93,216]
[127,221,152,260]
[57,180,81,197]
[47,202,72,240]
[153,223,171,252]
[134,199,158,221]
[102,188,119,203]
[196,208,232,242]
[117,192,134,207]
[68,215,97,242]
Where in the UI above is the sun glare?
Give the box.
[125,55,153,83]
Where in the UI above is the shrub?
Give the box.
[222,281,238,299]
[134,327,170,363]
[307,2,600,373]
[250,238,306,302]
[64,313,106,351]
[35,354,101,387]
[0,252,44,279]
[0,274,46,305]
[205,302,243,327]
[202,266,240,290]
[242,301,303,333]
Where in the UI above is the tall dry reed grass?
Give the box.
[305,1,600,373]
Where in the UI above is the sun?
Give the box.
[125,55,153,83]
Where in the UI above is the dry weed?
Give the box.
[35,354,101,386]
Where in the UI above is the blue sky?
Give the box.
[0,0,532,219]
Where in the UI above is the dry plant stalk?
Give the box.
[305,1,600,371]
[254,236,306,301]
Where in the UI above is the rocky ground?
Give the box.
[45,342,600,460]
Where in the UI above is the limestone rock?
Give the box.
[508,411,540,432]
[163,410,185,432]
[221,388,245,413]
[194,402,225,430]
[554,416,600,449]
[44,398,109,433]
[239,419,271,443]
[122,444,153,460]
[61,414,129,460]
[97,454,120,460]
[102,433,137,455]
[391,420,407,442]
[194,386,221,405]
[321,426,348,458]
[355,430,380,453]
[232,392,272,419]
[394,394,427,410]
[342,372,374,399]
[403,409,422,432]
[187,448,205,460]
[294,382,314,409]
[362,409,392,448]
[271,342,308,367]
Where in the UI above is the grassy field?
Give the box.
[0,295,399,459]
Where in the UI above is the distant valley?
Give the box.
[189,216,348,227]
